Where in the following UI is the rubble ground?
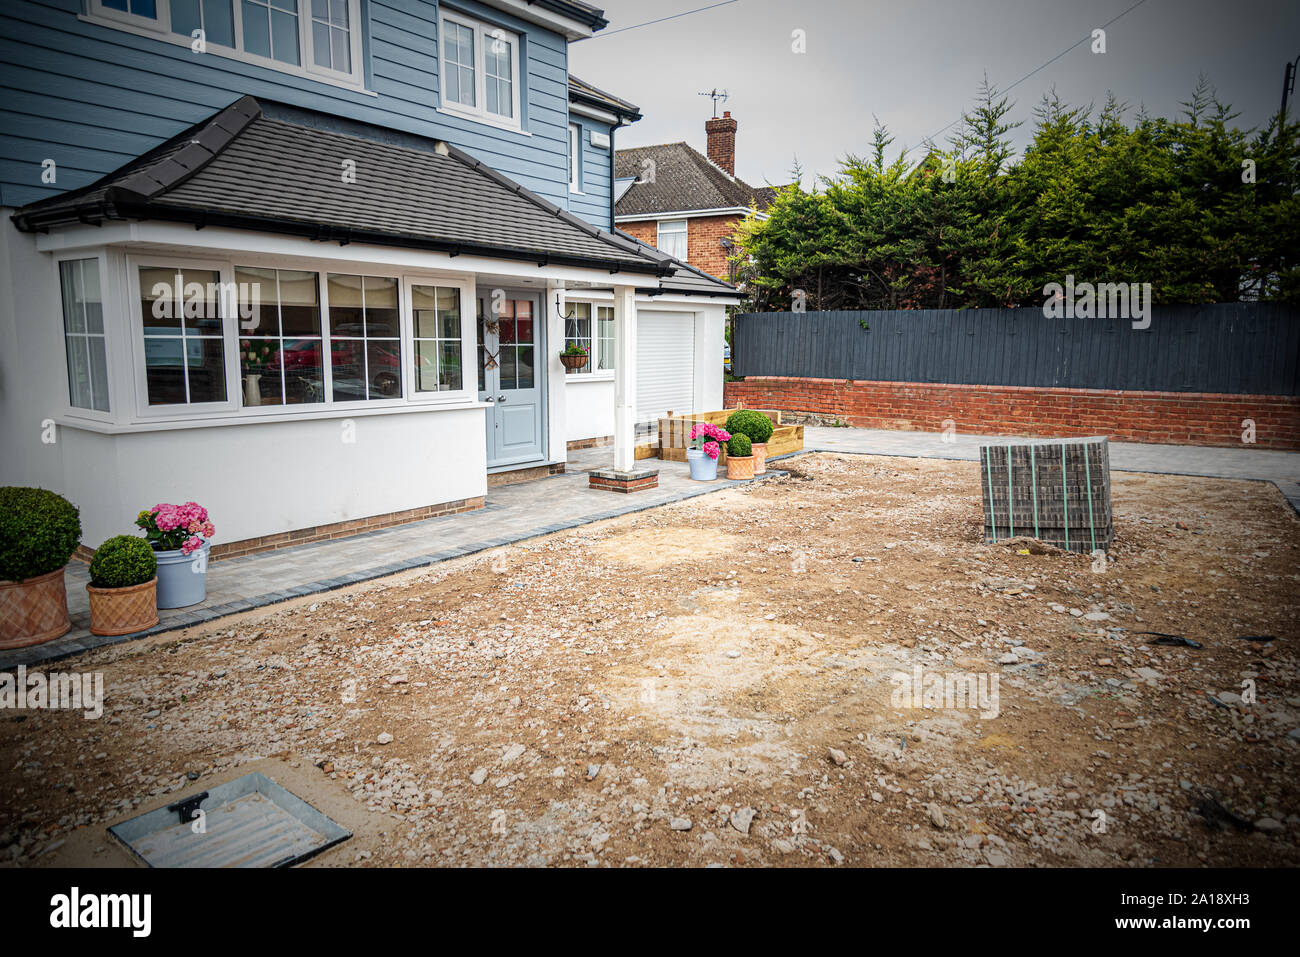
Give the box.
[3,452,1298,868]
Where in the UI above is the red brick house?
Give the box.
[615,111,776,281]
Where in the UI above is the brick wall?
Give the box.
[617,216,741,281]
[724,376,1300,450]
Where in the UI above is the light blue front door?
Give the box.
[478,291,546,468]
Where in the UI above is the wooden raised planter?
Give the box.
[0,567,71,649]
[656,409,804,463]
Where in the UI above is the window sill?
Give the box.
[435,105,530,136]
[57,400,488,435]
[565,370,615,382]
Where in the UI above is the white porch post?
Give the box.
[546,278,568,465]
[613,282,637,472]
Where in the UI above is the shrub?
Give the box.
[724,410,774,445]
[89,535,157,589]
[727,432,752,458]
[0,487,81,582]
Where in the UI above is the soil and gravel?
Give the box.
[2,452,1298,868]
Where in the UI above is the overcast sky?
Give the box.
[570,0,1300,188]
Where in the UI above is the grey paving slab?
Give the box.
[3,453,775,670]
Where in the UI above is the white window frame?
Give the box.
[53,253,115,422]
[658,219,688,261]
[84,0,367,92]
[122,253,478,422]
[437,9,523,132]
[568,122,582,193]
[563,300,614,379]
[404,275,476,403]
[127,254,242,418]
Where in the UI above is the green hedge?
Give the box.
[727,432,752,458]
[90,535,157,589]
[724,410,774,445]
[0,487,81,583]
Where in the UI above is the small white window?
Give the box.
[438,11,522,130]
[595,305,614,371]
[568,123,581,192]
[658,220,688,261]
[59,259,111,412]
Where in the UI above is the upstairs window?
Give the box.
[658,220,688,261]
[87,0,363,87]
[438,11,521,129]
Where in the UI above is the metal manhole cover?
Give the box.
[109,772,350,867]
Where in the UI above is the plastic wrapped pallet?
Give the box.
[979,436,1113,554]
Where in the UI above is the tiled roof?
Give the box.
[13,96,668,276]
[614,141,777,218]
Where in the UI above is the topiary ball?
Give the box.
[89,535,157,589]
[0,487,81,583]
[727,432,752,458]
[724,409,774,445]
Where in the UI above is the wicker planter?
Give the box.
[752,442,768,475]
[87,577,159,637]
[560,353,589,372]
[726,454,755,480]
[0,567,71,649]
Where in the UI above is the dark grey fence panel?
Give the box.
[732,304,1300,395]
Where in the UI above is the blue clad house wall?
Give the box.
[0,0,613,228]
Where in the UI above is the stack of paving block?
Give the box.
[979,436,1113,554]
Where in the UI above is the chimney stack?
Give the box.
[705,110,737,177]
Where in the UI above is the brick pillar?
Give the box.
[705,111,737,176]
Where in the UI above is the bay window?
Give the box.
[438,11,521,128]
[59,259,110,413]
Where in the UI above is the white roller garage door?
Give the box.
[636,311,696,426]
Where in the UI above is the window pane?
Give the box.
[60,260,87,334]
[439,342,462,390]
[414,340,439,391]
[364,276,398,336]
[311,20,330,66]
[171,0,201,37]
[327,338,360,401]
[138,266,183,332]
[486,75,498,115]
[326,273,364,336]
[88,336,110,411]
[241,0,270,57]
[514,345,532,389]
[205,0,235,45]
[367,340,402,397]
[240,338,279,405]
[235,265,277,335]
[270,8,300,64]
[65,335,92,409]
[277,269,320,335]
[145,340,189,405]
[187,337,228,403]
[331,27,349,72]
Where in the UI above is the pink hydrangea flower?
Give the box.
[703,440,720,460]
[181,535,203,555]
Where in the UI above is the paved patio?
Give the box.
[5,427,1296,670]
[2,448,773,669]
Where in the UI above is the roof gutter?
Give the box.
[14,200,671,277]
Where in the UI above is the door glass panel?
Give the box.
[476,298,486,393]
[499,344,516,387]
[516,345,533,389]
